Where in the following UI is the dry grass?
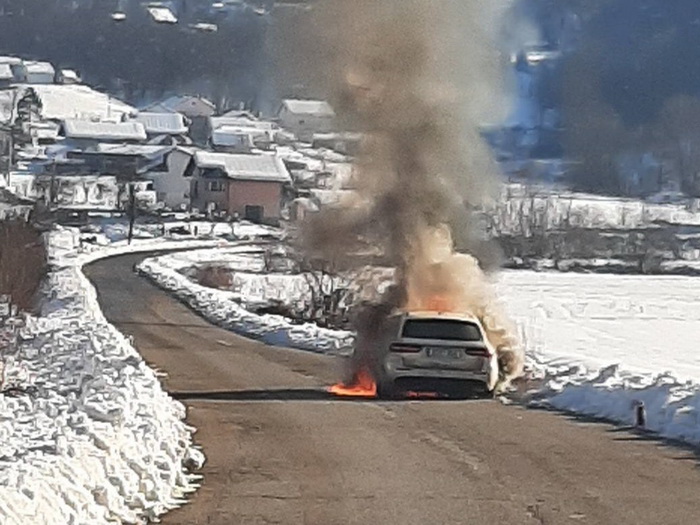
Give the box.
[195,265,233,290]
[0,220,47,313]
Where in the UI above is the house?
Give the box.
[147,5,177,24]
[31,84,136,122]
[24,61,56,84]
[0,57,26,83]
[143,95,216,118]
[210,128,254,153]
[190,151,291,223]
[133,112,190,144]
[144,146,196,209]
[277,99,335,141]
[67,144,173,180]
[0,64,13,89]
[57,69,81,85]
[143,95,216,144]
[60,120,147,149]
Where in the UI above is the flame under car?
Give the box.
[374,311,499,399]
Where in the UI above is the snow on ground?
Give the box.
[137,247,354,355]
[0,227,235,524]
[140,245,700,447]
[497,271,700,443]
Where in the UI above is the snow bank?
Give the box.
[137,248,354,356]
[0,228,220,525]
[527,358,700,444]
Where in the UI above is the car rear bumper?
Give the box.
[382,354,497,389]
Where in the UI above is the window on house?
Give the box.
[208,180,225,192]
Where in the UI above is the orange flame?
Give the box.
[328,368,377,398]
[425,295,454,313]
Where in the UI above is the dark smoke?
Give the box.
[300,0,524,386]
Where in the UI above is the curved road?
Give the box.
[86,254,700,525]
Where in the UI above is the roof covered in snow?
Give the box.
[0,56,22,66]
[30,84,136,121]
[134,112,188,135]
[209,115,277,131]
[143,95,216,117]
[147,6,178,24]
[280,99,335,117]
[60,69,81,82]
[25,61,55,76]
[0,64,13,80]
[194,151,291,183]
[92,143,173,159]
[61,120,147,142]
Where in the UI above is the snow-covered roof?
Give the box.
[211,128,254,147]
[209,116,277,131]
[194,151,291,183]
[0,56,22,66]
[62,120,147,142]
[93,143,173,159]
[144,95,215,116]
[31,84,136,121]
[0,64,12,81]
[134,112,188,135]
[25,61,55,76]
[147,6,178,23]
[281,99,335,117]
[60,69,81,82]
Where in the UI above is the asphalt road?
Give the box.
[85,253,700,525]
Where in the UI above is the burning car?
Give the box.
[374,311,499,398]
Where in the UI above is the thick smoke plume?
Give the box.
[304,0,524,385]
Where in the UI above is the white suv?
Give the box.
[375,311,499,398]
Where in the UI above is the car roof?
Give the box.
[392,310,481,323]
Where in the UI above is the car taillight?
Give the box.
[466,348,492,358]
[390,343,422,353]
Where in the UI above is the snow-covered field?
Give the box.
[139,245,700,447]
[0,228,234,525]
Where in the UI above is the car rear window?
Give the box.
[401,319,483,341]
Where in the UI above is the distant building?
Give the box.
[0,64,13,89]
[31,84,136,122]
[277,99,335,141]
[24,61,55,84]
[190,151,291,223]
[67,144,173,179]
[60,120,147,148]
[57,69,81,85]
[133,112,190,144]
[143,95,216,144]
[207,115,277,151]
[144,146,196,209]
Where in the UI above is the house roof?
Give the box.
[31,84,136,121]
[143,95,216,116]
[134,112,188,135]
[209,115,277,131]
[281,99,335,117]
[61,120,147,142]
[60,69,81,82]
[0,56,22,66]
[0,64,13,81]
[24,61,55,76]
[194,151,291,183]
[211,128,254,147]
[92,143,173,159]
[147,6,178,23]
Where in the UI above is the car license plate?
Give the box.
[426,347,462,360]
